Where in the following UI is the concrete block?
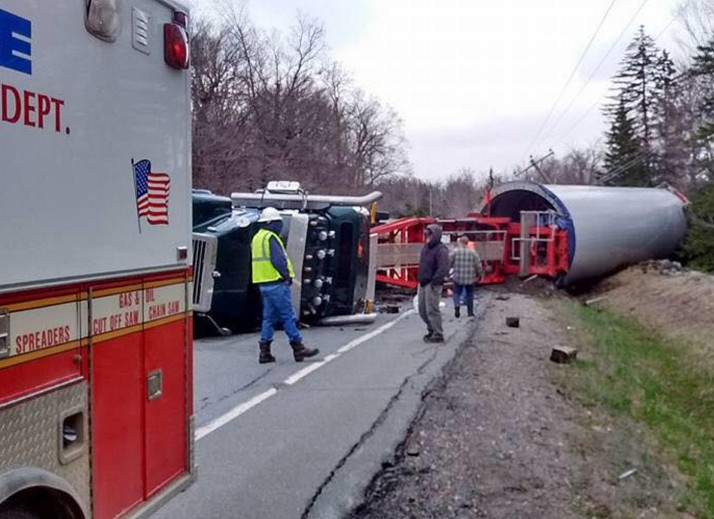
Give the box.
[550,346,577,363]
[505,317,520,328]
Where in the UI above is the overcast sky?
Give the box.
[195,0,688,181]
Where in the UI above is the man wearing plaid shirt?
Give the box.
[450,235,484,318]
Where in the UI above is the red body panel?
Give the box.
[144,320,187,497]
[0,350,82,406]
[0,269,192,519]
[93,333,145,519]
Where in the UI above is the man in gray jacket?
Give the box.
[418,224,450,343]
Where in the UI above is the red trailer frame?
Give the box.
[372,213,569,290]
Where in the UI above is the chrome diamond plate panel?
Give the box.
[0,383,90,513]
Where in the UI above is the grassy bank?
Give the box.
[559,302,714,518]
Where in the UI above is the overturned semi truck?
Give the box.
[192,184,381,334]
[374,181,689,289]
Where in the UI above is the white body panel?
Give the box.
[0,0,191,290]
[545,185,687,284]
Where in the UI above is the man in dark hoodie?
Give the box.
[251,207,319,364]
[418,224,450,343]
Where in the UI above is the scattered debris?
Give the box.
[640,259,684,277]
[381,305,400,314]
[506,317,520,328]
[550,346,577,363]
[584,296,608,306]
[495,294,511,301]
[522,274,539,284]
[618,468,637,481]
[353,293,688,519]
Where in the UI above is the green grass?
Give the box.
[563,303,714,518]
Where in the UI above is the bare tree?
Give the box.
[191,19,247,190]
[676,0,714,50]
[440,169,483,216]
[518,149,600,185]
[190,10,410,195]
[348,92,410,187]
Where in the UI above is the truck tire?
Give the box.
[0,509,40,519]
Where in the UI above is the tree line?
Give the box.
[191,8,408,195]
[191,3,713,270]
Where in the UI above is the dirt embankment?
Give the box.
[352,293,688,519]
[594,266,714,368]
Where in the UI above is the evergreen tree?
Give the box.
[687,38,714,182]
[691,38,714,140]
[604,26,660,182]
[601,99,648,186]
[682,182,714,272]
[652,50,690,187]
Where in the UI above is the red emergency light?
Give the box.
[164,17,189,70]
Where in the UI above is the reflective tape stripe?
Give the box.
[2,279,190,368]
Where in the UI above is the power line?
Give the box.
[654,14,678,41]
[515,149,555,177]
[598,150,650,184]
[653,0,692,41]
[542,0,651,147]
[554,4,681,147]
[520,0,620,163]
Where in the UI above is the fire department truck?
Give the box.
[0,2,193,519]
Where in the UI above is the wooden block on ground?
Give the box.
[550,346,577,363]
[505,317,520,328]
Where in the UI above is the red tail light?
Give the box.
[164,23,189,69]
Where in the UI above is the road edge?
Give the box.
[305,294,491,519]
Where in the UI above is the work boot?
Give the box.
[425,334,445,343]
[423,331,433,342]
[258,340,275,364]
[455,307,461,318]
[290,340,319,362]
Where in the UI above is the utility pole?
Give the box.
[516,149,554,180]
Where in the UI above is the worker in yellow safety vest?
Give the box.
[251,207,320,364]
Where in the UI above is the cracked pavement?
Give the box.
[149,299,482,519]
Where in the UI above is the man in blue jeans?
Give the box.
[450,235,484,318]
[251,207,319,364]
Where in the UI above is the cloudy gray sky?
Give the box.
[195,0,688,181]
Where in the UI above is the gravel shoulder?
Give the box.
[350,292,689,519]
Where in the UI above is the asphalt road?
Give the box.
[150,300,480,519]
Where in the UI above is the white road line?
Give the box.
[196,309,416,439]
[336,310,415,354]
[284,360,328,385]
[289,309,415,384]
[196,388,277,440]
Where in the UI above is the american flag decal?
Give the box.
[133,159,170,226]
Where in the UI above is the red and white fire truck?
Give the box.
[1,2,193,518]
